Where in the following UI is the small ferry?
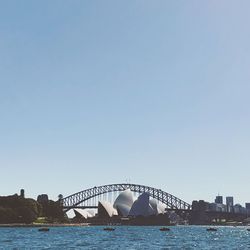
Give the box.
[159,227,170,231]
[206,227,217,232]
[38,227,50,232]
[103,227,115,231]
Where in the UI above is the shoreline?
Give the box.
[0,223,89,228]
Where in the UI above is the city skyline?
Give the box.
[1,1,250,205]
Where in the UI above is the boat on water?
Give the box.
[159,227,170,231]
[103,227,115,231]
[206,227,217,232]
[38,227,50,232]
[247,228,250,231]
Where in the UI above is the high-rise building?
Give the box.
[246,203,250,216]
[245,203,250,210]
[226,196,234,206]
[215,196,223,204]
[226,196,234,212]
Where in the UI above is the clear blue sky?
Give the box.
[0,0,249,205]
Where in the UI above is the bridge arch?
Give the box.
[62,183,191,211]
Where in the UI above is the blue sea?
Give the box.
[1,226,250,249]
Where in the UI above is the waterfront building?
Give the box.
[73,209,94,220]
[215,195,223,204]
[209,203,227,212]
[98,201,118,218]
[226,196,234,212]
[190,200,210,225]
[149,198,166,214]
[245,203,250,209]
[129,193,154,217]
[234,204,246,214]
[245,203,250,217]
[113,189,134,216]
[209,203,218,211]
[82,190,167,219]
[128,192,165,217]
[192,200,209,211]
[226,196,234,206]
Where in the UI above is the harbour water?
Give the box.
[1,226,250,249]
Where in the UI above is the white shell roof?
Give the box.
[99,201,118,217]
[128,193,166,217]
[113,189,135,216]
[129,193,154,217]
[74,208,94,219]
[149,198,166,214]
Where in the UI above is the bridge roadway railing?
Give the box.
[62,183,191,211]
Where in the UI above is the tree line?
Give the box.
[0,194,66,224]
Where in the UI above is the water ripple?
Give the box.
[0,226,250,249]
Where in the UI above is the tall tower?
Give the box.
[226,196,234,212]
[215,195,223,204]
[20,189,25,198]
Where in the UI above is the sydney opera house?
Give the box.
[73,189,173,225]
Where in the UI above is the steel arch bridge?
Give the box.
[62,183,191,211]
